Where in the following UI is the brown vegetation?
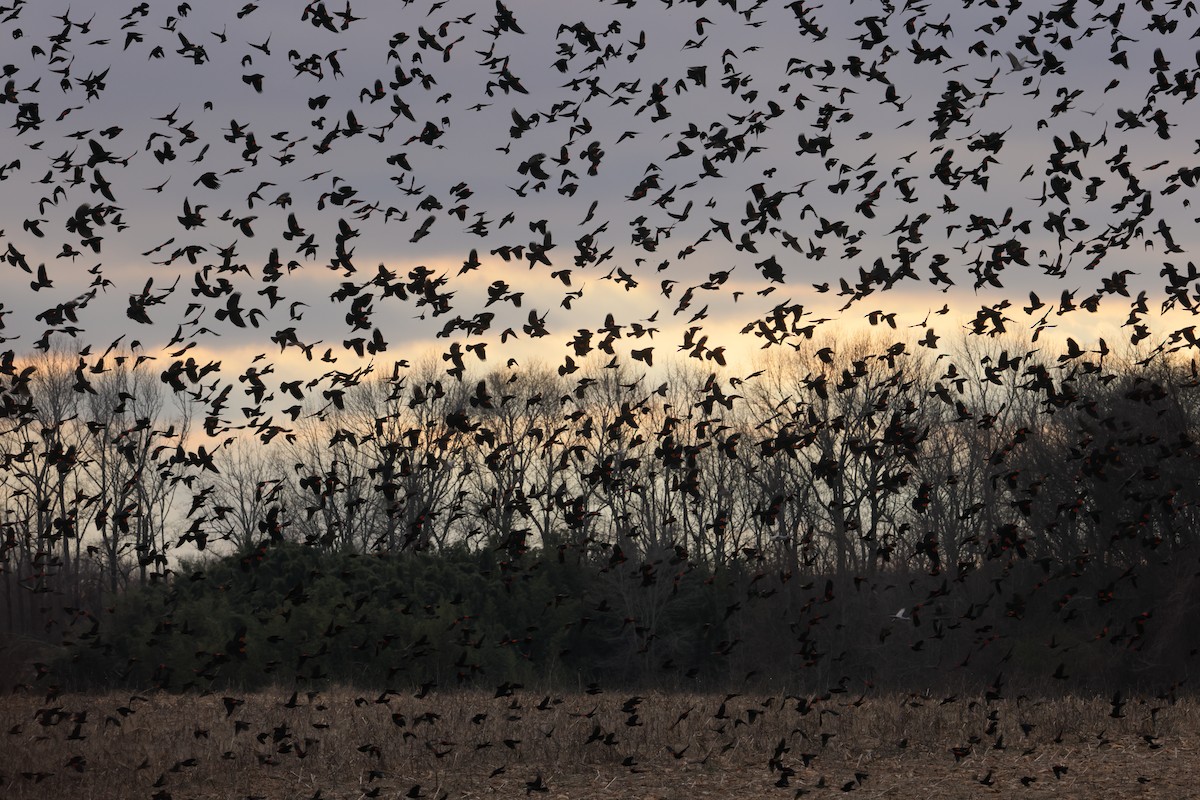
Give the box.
[2,688,1195,799]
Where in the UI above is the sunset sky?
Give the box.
[1,0,1197,400]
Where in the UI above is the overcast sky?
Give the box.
[1,0,1198,401]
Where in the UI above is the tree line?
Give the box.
[3,333,1200,691]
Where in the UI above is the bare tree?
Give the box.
[0,349,88,633]
[81,356,189,590]
[199,436,285,553]
[353,363,468,552]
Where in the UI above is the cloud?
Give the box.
[0,0,1197,404]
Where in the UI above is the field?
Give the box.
[2,687,1196,799]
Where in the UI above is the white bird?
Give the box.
[1004,51,1031,73]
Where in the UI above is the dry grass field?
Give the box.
[2,687,1196,799]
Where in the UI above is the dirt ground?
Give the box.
[419,741,1194,800]
[2,689,1194,799]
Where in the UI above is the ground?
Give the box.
[1,688,1193,798]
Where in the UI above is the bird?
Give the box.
[0,7,1196,797]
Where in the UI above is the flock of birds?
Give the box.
[1,0,1198,409]
[2,0,1200,794]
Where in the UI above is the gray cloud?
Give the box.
[0,0,1196,387]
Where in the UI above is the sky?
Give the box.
[1,0,1199,415]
